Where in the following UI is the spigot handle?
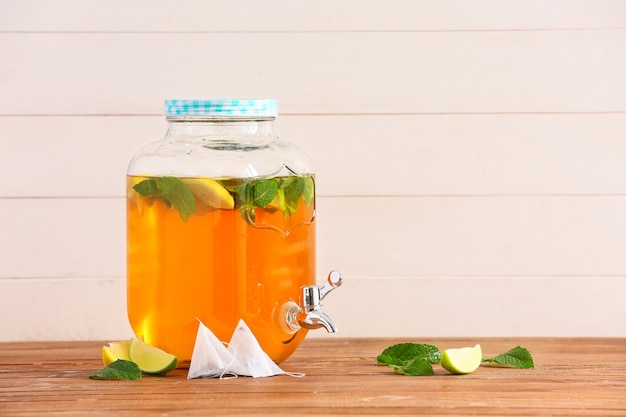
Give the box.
[319,270,343,300]
[281,270,343,334]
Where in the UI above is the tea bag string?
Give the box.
[219,342,239,380]
[283,371,306,378]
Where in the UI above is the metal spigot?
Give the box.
[282,270,343,334]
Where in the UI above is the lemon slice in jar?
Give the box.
[183,178,234,209]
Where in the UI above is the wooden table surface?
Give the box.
[1,337,625,416]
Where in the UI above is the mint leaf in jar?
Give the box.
[133,177,196,222]
[133,178,159,199]
[303,176,314,205]
[282,176,305,216]
[281,176,304,202]
[252,179,279,208]
[156,177,196,222]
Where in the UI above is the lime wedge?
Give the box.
[129,338,178,374]
[440,344,482,374]
[102,341,131,366]
[183,178,234,209]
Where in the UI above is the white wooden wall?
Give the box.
[1,0,626,341]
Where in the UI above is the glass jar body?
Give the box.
[126,116,316,364]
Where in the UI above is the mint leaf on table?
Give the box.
[483,346,534,369]
[89,360,142,380]
[391,357,435,376]
[133,177,195,222]
[377,343,441,366]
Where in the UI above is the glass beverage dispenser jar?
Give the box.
[126,99,341,364]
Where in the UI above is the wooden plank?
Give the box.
[318,195,626,277]
[3,196,626,279]
[1,31,625,115]
[1,275,624,342]
[317,276,626,338]
[3,113,626,197]
[0,116,163,198]
[0,277,134,342]
[0,198,125,278]
[2,0,625,32]
[285,113,626,197]
[0,339,625,415]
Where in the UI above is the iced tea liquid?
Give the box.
[126,174,315,364]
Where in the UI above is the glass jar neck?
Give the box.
[165,116,277,143]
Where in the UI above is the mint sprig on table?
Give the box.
[89,360,142,380]
[483,346,535,369]
[377,343,441,366]
[377,343,534,376]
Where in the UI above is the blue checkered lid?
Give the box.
[164,98,278,117]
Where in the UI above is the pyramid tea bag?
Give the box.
[187,319,303,379]
[226,319,287,378]
[187,320,236,379]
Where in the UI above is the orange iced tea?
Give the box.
[126,174,315,364]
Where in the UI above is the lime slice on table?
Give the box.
[183,178,234,209]
[129,338,178,374]
[102,341,131,366]
[440,344,482,374]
